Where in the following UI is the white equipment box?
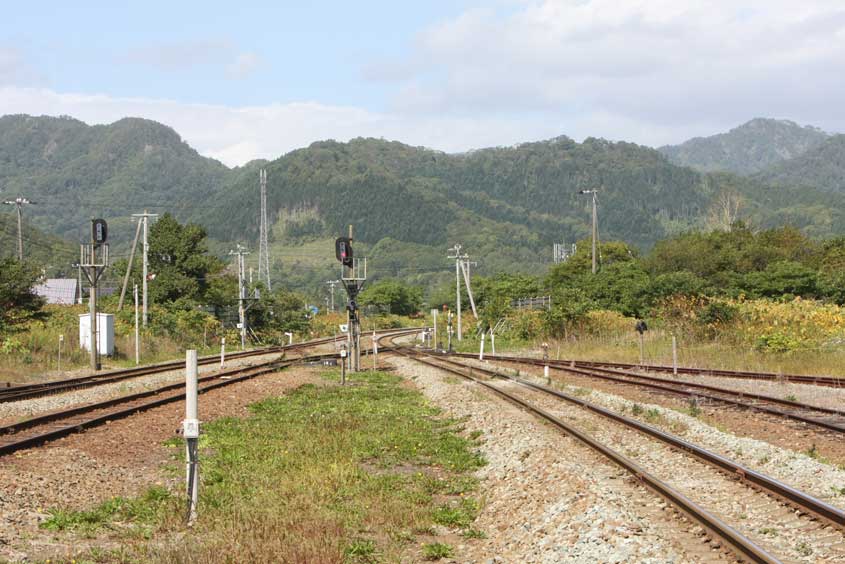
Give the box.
[79,313,115,356]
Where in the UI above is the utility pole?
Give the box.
[579,189,599,274]
[326,280,340,312]
[118,218,143,310]
[131,211,158,325]
[460,258,478,319]
[3,197,34,260]
[257,168,272,290]
[229,244,252,350]
[448,245,469,340]
[134,284,140,365]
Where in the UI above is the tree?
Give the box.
[359,279,423,315]
[115,213,224,309]
[0,258,45,333]
[248,286,310,337]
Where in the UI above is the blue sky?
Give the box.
[2,1,844,166]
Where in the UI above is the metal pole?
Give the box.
[639,332,644,366]
[15,203,23,261]
[142,214,149,326]
[432,309,438,349]
[184,350,199,525]
[89,270,98,371]
[134,284,140,365]
[456,258,462,341]
[340,346,347,385]
[591,192,598,274]
[672,335,678,376]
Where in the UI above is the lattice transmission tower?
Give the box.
[257,168,272,290]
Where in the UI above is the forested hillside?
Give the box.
[0,214,76,276]
[5,114,845,296]
[659,118,829,174]
[755,135,845,193]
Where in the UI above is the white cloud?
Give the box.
[371,0,845,143]
[121,40,261,79]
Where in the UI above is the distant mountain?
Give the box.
[755,134,845,193]
[0,114,236,244]
[5,114,845,294]
[659,118,830,175]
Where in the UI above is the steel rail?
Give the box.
[452,352,845,434]
[0,328,418,456]
[577,359,845,388]
[430,352,845,530]
[0,335,341,403]
[391,345,782,564]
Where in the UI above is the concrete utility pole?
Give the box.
[460,259,478,319]
[257,169,272,290]
[3,197,34,260]
[134,284,140,365]
[579,189,599,274]
[229,245,251,350]
[447,244,468,341]
[326,280,340,312]
[131,211,158,325]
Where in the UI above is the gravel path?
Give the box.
[0,365,323,563]
[0,351,296,424]
[389,356,733,564]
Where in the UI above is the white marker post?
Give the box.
[285,332,293,346]
[490,331,495,355]
[340,346,348,385]
[220,337,226,368]
[183,350,200,525]
[372,330,378,371]
[479,331,485,361]
[58,334,63,371]
[672,335,678,377]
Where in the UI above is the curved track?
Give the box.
[0,328,419,457]
[453,352,845,434]
[386,339,845,563]
[0,335,341,403]
[561,358,844,388]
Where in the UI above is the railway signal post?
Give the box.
[336,227,366,372]
[80,219,109,371]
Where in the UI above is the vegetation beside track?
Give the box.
[39,369,486,563]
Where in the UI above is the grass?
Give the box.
[422,542,454,560]
[43,369,486,563]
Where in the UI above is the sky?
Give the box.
[2,0,844,167]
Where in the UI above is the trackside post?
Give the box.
[184,350,200,525]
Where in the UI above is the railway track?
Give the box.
[386,340,845,563]
[0,328,418,457]
[452,352,845,434]
[0,334,348,404]
[563,358,844,388]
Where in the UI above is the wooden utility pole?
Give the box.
[3,197,34,260]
